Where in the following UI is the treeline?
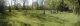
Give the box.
[0,0,80,14]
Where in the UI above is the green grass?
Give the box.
[5,10,78,26]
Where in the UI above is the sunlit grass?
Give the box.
[5,10,78,26]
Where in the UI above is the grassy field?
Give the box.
[4,10,78,26]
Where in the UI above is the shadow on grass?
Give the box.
[30,13,69,24]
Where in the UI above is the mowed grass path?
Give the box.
[6,10,78,26]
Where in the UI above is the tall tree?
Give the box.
[0,0,8,26]
[9,0,13,12]
[42,0,45,14]
[0,0,5,13]
[58,0,67,12]
[13,0,18,10]
[23,0,26,10]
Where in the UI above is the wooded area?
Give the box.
[0,0,79,26]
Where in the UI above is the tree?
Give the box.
[23,0,26,10]
[76,0,80,14]
[44,0,61,13]
[0,0,8,26]
[0,0,5,13]
[37,0,45,14]
[58,0,70,12]
[9,0,13,12]
[13,0,19,10]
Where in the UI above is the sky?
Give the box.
[5,0,44,6]
[38,0,44,6]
